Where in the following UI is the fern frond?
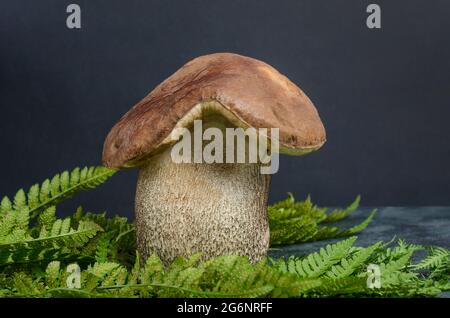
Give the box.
[1,166,115,222]
[268,195,374,246]
[305,276,369,297]
[326,242,381,279]
[310,210,376,242]
[0,220,102,266]
[46,288,95,298]
[45,261,61,288]
[376,239,423,264]
[321,195,360,223]
[269,216,317,246]
[37,206,57,233]
[279,237,357,278]
[94,234,111,263]
[268,194,327,223]
[413,247,450,271]
[12,272,45,296]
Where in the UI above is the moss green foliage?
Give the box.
[0,166,448,298]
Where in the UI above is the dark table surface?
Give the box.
[270,206,450,297]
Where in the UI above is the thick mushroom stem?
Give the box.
[135,146,271,265]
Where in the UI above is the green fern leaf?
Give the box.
[0,220,102,266]
[413,247,450,270]
[281,237,357,278]
[310,209,376,242]
[326,242,381,279]
[2,166,115,222]
[322,195,361,223]
[45,261,61,288]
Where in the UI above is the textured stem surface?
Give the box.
[135,147,271,264]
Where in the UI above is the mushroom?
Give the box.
[103,53,326,264]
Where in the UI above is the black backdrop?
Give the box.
[1,0,449,218]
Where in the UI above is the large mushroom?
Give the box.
[103,53,326,264]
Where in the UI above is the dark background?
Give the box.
[1,0,449,219]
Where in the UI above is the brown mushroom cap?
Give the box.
[103,53,326,169]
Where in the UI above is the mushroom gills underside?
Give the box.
[134,110,271,264]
